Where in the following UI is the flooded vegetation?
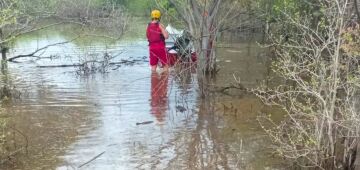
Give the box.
[0,23,285,169]
[1,0,359,169]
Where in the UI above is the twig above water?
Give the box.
[78,151,105,168]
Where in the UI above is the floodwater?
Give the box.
[0,23,284,170]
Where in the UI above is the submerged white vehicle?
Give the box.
[165,25,196,66]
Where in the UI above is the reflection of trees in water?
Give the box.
[3,105,95,169]
[160,96,235,169]
[0,62,19,100]
[141,68,260,169]
[173,64,196,94]
[159,67,233,169]
[0,67,98,169]
[164,95,276,169]
[186,98,231,169]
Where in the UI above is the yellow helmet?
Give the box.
[151,10,161,19]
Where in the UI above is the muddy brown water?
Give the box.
[0,26,285,170]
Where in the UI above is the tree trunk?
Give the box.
[0,28,6,61]
[168,0,221,75]
[1,47,7,60]
[354,142,360,170]
[197,36,217,75]
[354,0,360,23]
[198,18,217,75]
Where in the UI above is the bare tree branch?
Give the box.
[7,37,80,62]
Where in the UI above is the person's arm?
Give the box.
[159,24,169,39]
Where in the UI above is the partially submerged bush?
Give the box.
[255,1,360,169]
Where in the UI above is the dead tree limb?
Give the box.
[8,37,80,62]
[37,60,104,68]
[78,151,105,168]
[10,126,29,155]
[0,147,25,165]
[36,64,83,68]
[36,58,145,68]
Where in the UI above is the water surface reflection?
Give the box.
[1,27,284,169]
[150,72,169,124]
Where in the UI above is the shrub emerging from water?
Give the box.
[255,0,360,169]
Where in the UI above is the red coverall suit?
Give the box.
[146,22,167,66]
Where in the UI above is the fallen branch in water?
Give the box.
[78,151,105,168]
[0,147,25,165]
[136,121,154,125]
[36,59,147,68]
[10,126,29,155]
[37,64,83,68]
[8,37,80,62]
[211,83,248,95]
[36,59,107,68]
[8,55,41,62]
[0,126,30,165]
[211,73,249,95]
[217,84,247,92]
[36,61,105,68]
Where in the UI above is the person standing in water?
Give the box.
[146,10,169,72]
